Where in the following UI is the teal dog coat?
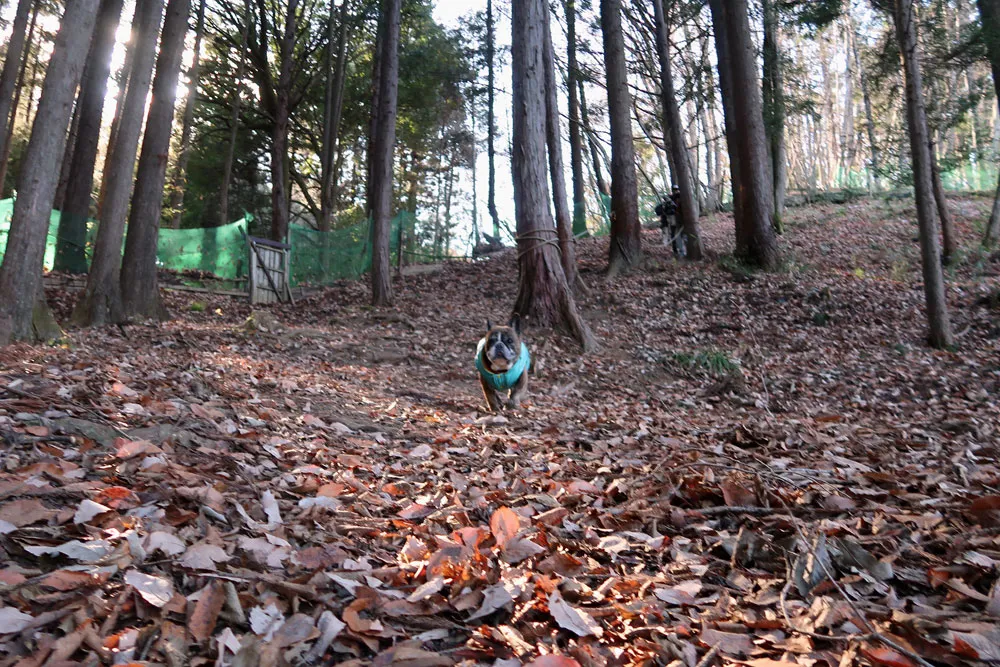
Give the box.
[476,339,530,391]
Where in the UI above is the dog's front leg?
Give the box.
[507,371,528,410]
[480,375,505,412]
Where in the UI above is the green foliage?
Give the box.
[667,349,741,377]
[189,301,207,312]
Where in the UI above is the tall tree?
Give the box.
[709,0,780,269]
[73,0,166,327]
[486,0,500,239]
[652,0,703,260]
[0,0,101,345]
[167,0,207,229]
[762,0,788,230]
[268,0,300,241]
[542,2,580,289]
[0,0,38,194]
[600,0,641,276]
[55,0,126,274]
[121,0,193,320]
[978,0,1000,246]
[219,0,251,226]
[511,0,594,351]
[0,0,34,181]
[320,0,348,232]
[565,0,587,238]
[370,0,401,306]
[890,0,953,348]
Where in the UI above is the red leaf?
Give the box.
[490,506,520,548]
[860,646,918,667]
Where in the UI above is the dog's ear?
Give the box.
[486,319,493,332]
[508,313,522,335]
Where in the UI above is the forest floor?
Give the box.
[1,194,999,667]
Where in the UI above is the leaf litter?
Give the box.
[0,197,998,665]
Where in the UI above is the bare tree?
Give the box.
[978,0,1000,246]
[0,0,101,344]
[709,0,780,269]
[762,0,788,230]
[55,0,126,275]
[219,0,251,226]
[891,0,953,348]
[73,0,166,327]
[565,0,587,238]
[120,0,193,321]
[168,0,207,229]
[0,0,34,180]
[542,2,580,289]
[600,0,641,276]
[652,0,703,260]
[370,0,401,306]
[511,0,595,351]
[486,0,501,239]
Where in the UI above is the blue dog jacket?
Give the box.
[476,339,530,391]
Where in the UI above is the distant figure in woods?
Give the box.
[656,187,685,258]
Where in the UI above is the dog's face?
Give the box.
[482,315,523,372]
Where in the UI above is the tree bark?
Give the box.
[0,0,101,345]
[486,0,500,238]
[370,0,400,306]
[542,3,579,288]
[0,0,34,180]
[73,0,165,328]
[270,0,299,242]
[219,0,251,227]
[511,0,595,351]
[565,0,587,238]
[761,0,787,231]
[168,0,207,229]
[652,0,703,259]
[53,97,83,211]
[930,148,957,263]
[892,0,953,348]
[320,0,348,232]
[0,0,37,195]
[709,0,779,269]
[55,0,125,275]
[977,0,1000,245]
[600,0,641,276]
[578,80,609,201]
[120,0,192,321]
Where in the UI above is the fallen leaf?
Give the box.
[548,590,602,638]
[490,506,520,548]
[189,581,226,643]
[125,571,174,608]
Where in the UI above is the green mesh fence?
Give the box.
[0,199,439,289]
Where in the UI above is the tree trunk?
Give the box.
[219,0,251,226]
[708,0,744,237]
[53,98,83,211]
[73,0,165,328]
[120,0,191,321]
[486,0,500,238]
[578,80,609,201]
[320,0,348,232]
[851,18,882,192]
[929,148,957,263]
[565,0,587,238]
[370,0,400,306]
[709,0,779,269]
[98,1,140,217]
[55,0,125,275]
[542,3,579,288]
[761,0,787,231]
[270,0,299,242]
[0,0,101,345]
[892,0,953,348]
[600,0,641,276]
[0,0,37,195]
[977,0,1000,245]
[0,0,34,179]
[167,0,207,229]
[652,0,703,259]
[511,0,595,351]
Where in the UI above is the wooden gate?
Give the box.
[248,237,293,304]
